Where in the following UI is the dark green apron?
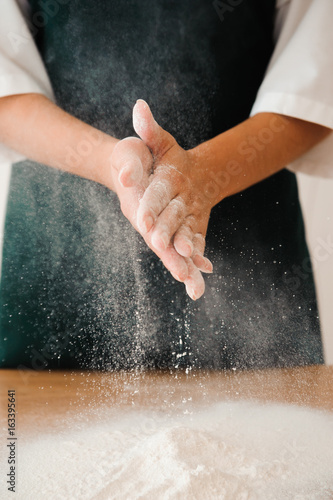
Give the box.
[0,0,323,370]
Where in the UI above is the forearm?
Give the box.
[0,93,118,189]
[190,113,331,205]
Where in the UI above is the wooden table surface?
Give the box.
[1,365,333,436]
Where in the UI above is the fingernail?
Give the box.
[184,241,194,257]
[186,283,197,301]
[152,231,169,251]
[144,215,154,233]
[160,232,169,250]
[119,167,132,187]
[136,99,147,108]
[204,257,213,273]
[194,254,213,273]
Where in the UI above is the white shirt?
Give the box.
[251,0,333,178]
[0,0,333,176]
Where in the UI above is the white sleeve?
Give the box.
[0,0,54,164]
[251,0,333,178]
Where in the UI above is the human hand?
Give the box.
[131,100,214,299]
[110,135,196,289]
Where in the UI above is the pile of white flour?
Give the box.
[3,401,333,499]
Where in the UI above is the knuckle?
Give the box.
[171,199,185,220]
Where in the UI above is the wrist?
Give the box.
[187,145,224,210]
[83,133,119,190]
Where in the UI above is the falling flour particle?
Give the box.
[4,401,333,500]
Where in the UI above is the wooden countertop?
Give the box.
[1,365,333,436]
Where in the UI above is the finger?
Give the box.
[192,233,213,273]
[133,99,175,158]
[112,137,150,188]
[136,169,176,234]
[184,258,205,301]
[173,224,195,258]
[144,236,189,282]
[192,254,213,273]
[174,221,212,270]
[161,247,188,282]
[150,196,188,253]
[118,162,143,188]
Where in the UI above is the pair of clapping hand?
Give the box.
[110,100,214,300]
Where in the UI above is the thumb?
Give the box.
[133,99,175,158]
